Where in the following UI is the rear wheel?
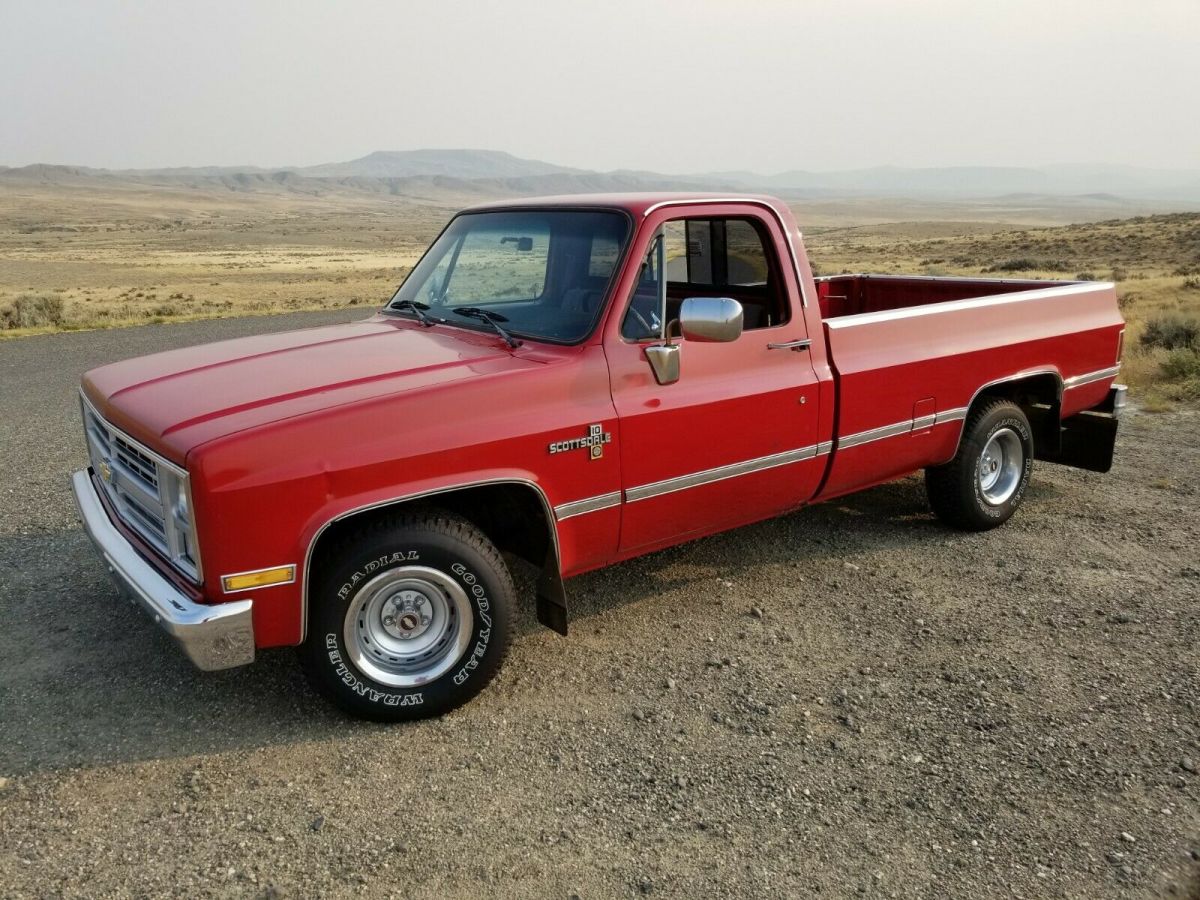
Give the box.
[298,512,514,721]
[925,399,1033,531]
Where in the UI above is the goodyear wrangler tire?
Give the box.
[298,512,514,721]
[925,398,1034,532]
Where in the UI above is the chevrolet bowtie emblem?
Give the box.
[548,423,612,460]
[98,459,113,482]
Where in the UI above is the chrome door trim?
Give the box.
[553,491,622,521]
[301,478,559,643]
[1063,365,1122,389]
[624,442,829,504]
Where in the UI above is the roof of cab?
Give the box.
[460,192,785,218]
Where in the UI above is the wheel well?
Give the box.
[973,372,1063,453]
[310,483,555,575]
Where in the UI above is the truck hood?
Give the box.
[83,315,540,460]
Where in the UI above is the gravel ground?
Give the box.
[1,313,1198,899]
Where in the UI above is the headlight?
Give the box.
[162,469,201,579]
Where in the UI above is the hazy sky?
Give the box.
[2,0,1197,173]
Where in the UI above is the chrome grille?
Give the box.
[80,396,201,581]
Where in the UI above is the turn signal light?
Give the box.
[222,565,296,593]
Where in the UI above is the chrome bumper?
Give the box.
[71,469,255,671]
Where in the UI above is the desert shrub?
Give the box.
[1161,347,1200,381]
[983,258,1071,273]
[0,293,65,329]
[1183,277,1200,291]
[1140,316,1200,351]
[1076,273,1097,281]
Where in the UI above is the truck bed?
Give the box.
[815,273,1086,320]
[814,275,1124,501]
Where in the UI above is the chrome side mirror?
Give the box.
[679,297,743,343]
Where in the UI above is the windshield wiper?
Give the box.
[452,307,522,349]
[390,299,435,327]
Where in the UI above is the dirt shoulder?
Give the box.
[0,313,1197,898]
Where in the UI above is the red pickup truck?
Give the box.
[72,193,1126,719]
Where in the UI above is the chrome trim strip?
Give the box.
[553,491,622,521]
[1063,365,1121,389]
[837,419,914,450]
[640,197,809,308]
[816,440,834,456]
[824,281,1106,329]
[935,407,969,424]
[300,478,560,643]
[220,563,298,595]
[625,443,827,503]
[72,470,254,671]
[912,414,937,431]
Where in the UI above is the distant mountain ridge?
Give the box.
[297,149,582,180]
[3,149,1199,204]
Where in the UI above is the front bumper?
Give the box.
[71,469,255,670]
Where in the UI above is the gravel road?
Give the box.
[1,313,1198,899]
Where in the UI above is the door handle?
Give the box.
[767,339,812,352]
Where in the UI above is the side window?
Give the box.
[443,221,550,304]
[621,215,789,338]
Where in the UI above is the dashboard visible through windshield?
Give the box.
[386,209,631,344]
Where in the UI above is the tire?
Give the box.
[298,511,514,721]
[925,398,1034,532]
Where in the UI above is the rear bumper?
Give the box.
[71,469,255,671]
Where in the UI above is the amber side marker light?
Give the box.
[222,565,296,594]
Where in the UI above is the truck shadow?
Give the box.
[0,474,1014,776]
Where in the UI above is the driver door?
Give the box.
[604,203,825,554]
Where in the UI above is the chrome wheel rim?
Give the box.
[343,565,473,688]
[978,428,1023,505]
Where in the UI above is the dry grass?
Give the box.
[800,212,1200,408]
[1,179,1197,406]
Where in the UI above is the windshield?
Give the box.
[387,210,631,344]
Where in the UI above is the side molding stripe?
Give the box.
[1063,365,1121,389]
[553,492,622,521]
[554,442,834,518]
[624,444,828,504]
[837,406,967,451]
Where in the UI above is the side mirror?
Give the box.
[679,297,743,343]
[643,297,745,386]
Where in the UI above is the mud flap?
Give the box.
[535,545,569,636]
[1034,385,1125,474]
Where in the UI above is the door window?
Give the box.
[621,215,788,340]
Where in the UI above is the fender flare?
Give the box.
[300,477,565,642]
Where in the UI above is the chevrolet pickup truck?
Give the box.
[72,193,1126,720]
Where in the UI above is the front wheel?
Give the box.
[298,512,514,721]
[925,398,1034,531]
